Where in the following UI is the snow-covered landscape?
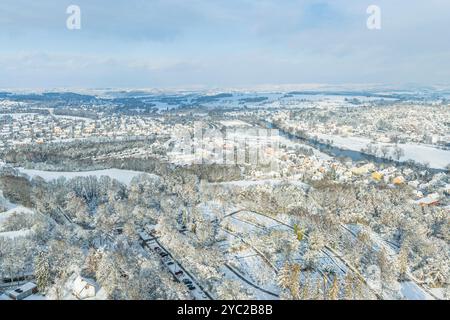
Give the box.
[1,89,449,302]
[18,168,145,186]
[314,134,450,170]
[1,0,449,306]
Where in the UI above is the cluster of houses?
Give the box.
[273,103,449,147]
[0,282,40,300]
[266,143,449,211]
[0,111,172,152]
[0,275,101,300]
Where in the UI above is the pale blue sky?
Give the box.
[1,0,449,89]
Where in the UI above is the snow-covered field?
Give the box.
[316,134,450,169]
[0,206,34,239]
[212,178,308,189]
[18,168,146,185]
[0,112,39,119]
[0,206,34,225]
[400,281,435,300]
[219,120,251,127]
[0,229,32,239]
[278,136,331,160]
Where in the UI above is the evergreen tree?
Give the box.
[313,277,323,300]
[277,262,301,299]
[301,273,311,300]
[85,248,102,277]
[343,273,354,300]
[398,245,409,280]
[34,251,51,293]
[328,276,340,300]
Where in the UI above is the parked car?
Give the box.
[167,261,174,266]
[175,271,183,277]
[154,247,161,251]
[182,279,192,285]
[160,252,168,257]
[187,285,196,290]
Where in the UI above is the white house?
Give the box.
[416,193,440,206]
[6,282,38,300]
[72,276,97,300]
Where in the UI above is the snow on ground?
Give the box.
[0,191,17,211]
[429,288,445,300]
[18,168,146,185]
[0,206,35,239]
[220,120,251,127]
[316,134,450,169]
[0,113,39,119]
[219,228,279,286]
[345,224,440,300]
[233,211,283,230]
[45,273,107,300]
[230,252,279,293]
[0,206,34,225]
[143,237,210,300]
[221,265,278,300]
[52,114,94,122]
[278,136,332,161]
[0,229,32,239]
[213,178,308,189]
[400,281,435,300]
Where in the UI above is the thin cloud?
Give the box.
[0,0,449,88]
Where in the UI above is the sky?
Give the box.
[1,0,450,89]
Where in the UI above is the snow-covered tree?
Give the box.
[35,251,51,292]
[328,276,340,300]
[277,262,301,300]
[216,280,253,300]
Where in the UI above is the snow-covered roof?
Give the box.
[5,282,37,299]
[416,193,440,205]
[73,276,97,296]
[17,282,37,292]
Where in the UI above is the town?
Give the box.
[0,89,448,300]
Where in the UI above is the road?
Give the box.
[224,264,279,298]
[220,226,279,273]
[137,228,212,300]
[339,223,440,300]
[223,209,383,299]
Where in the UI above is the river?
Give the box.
[263,121,447,173]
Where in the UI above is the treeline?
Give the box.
[2,137,245,182]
